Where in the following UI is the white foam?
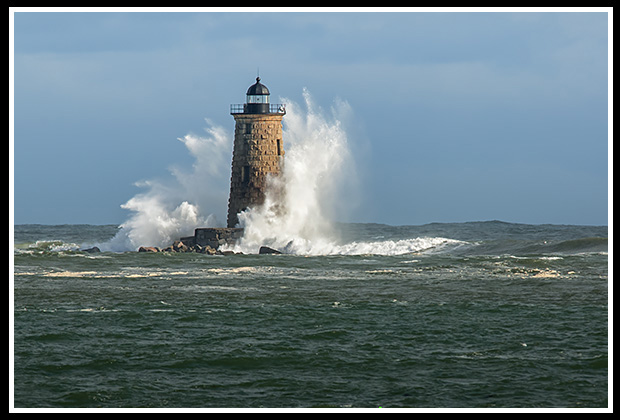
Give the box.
[99,122,232,251]
[227,234,464,256]
[43,271,98,278]
[324,237,462,256]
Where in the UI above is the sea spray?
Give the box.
[99,90,360,253]
[95,93,458,256]
[100,121,231,251]
[230,89,360,254]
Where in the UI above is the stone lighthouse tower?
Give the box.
[227,77,286,228]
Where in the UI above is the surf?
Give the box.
[227,88,359,255]
[100,89,360,255]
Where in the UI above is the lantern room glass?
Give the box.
[247,94,269,104]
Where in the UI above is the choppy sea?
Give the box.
[12,221,609,409]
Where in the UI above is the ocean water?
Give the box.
[12,221,608,408]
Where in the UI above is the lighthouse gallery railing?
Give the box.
[230,104,286,114]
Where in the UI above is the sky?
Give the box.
[11,8,610,226]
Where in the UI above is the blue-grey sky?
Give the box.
[11,9,610,226]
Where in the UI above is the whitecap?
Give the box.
[43,271,98,278]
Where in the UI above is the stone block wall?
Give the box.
[194,228,244,249]
[227,113,285,228]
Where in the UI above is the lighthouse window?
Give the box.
[242,166,250,184]
[244,123,252,134]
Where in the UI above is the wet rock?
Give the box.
[81,246,101,253]
[259,246,282,255]
[172,240,188,252]
[138,246,160,253]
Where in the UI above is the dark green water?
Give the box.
[12,222,608,408]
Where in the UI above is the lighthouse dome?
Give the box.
[246,77,270,96]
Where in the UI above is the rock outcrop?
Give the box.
[259,246,282,255]
[81,246,101,253]
[140,228,246,255]
[138,241,240,255]
[138,246,160,253]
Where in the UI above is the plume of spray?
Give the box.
[99,89,359,254]
[229,89,359,254]
[100,121,231,251]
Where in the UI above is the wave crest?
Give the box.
[271,236,465,256]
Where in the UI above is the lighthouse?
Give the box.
[172,77,286,252]
[227,77,286,228]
